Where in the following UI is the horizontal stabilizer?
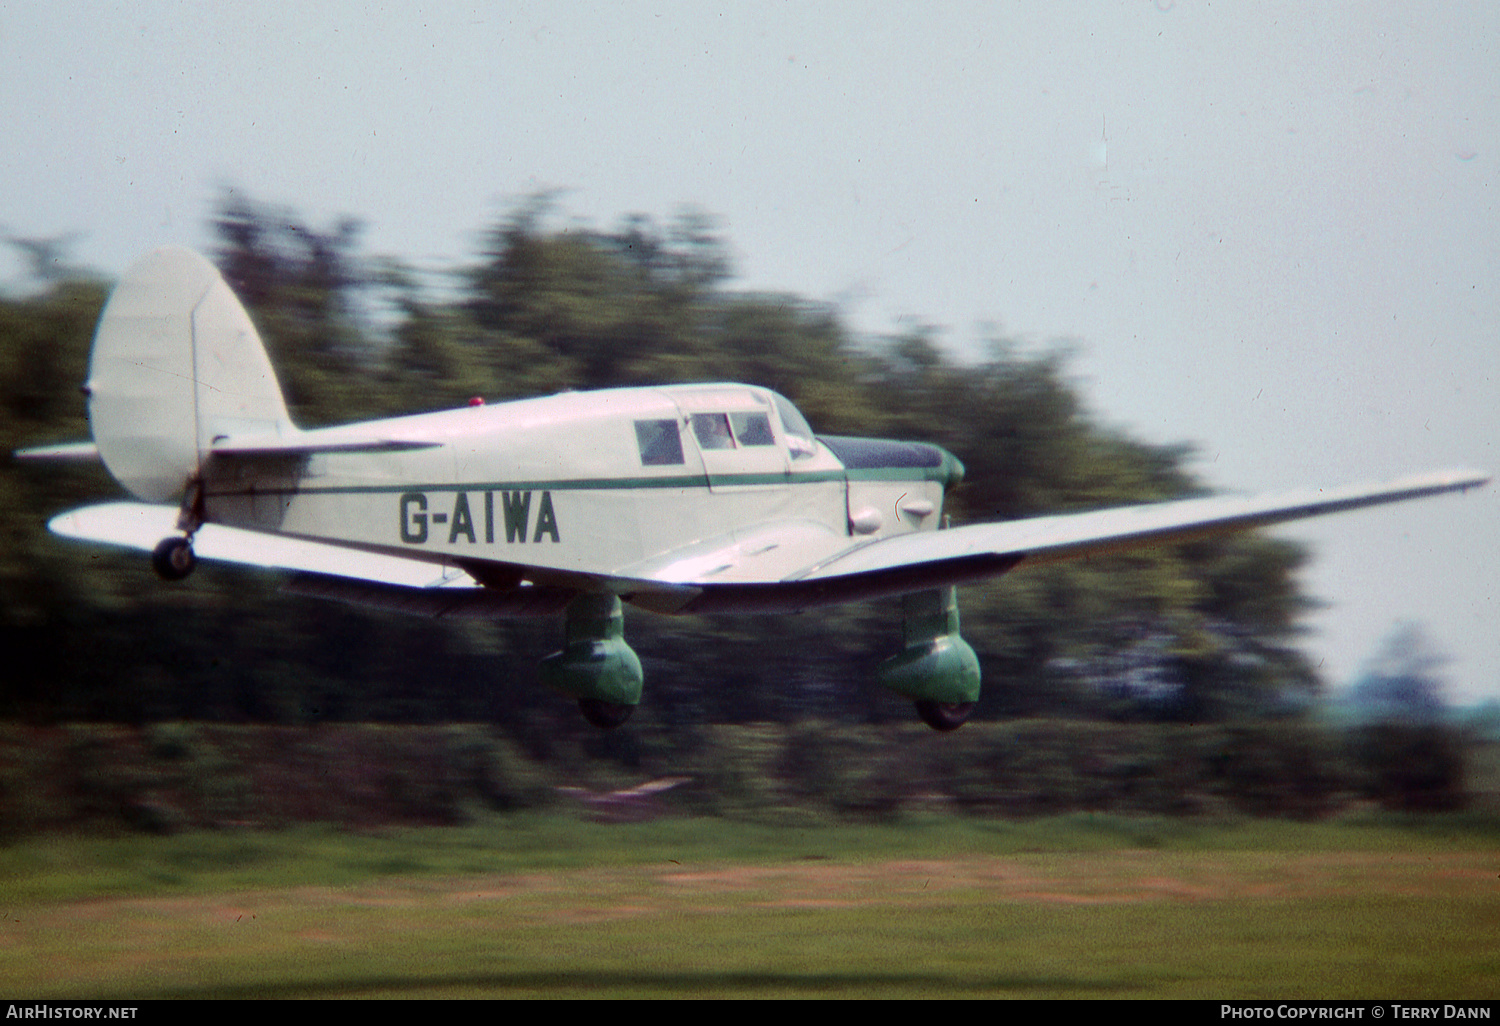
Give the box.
[48,502,477,588]
[13,441,101,462]
[49,502,589,618]
[209,433,443,456]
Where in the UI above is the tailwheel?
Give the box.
[914,700,975,732]
[578,698,634,729]
[151,536,197,581]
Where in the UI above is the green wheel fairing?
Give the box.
[877,587,981,705]
[539,593,644,707]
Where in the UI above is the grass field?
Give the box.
[3,813,1498,998]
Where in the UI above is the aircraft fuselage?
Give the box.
[200,383,964,594]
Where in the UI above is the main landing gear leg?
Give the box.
[877,587,981,732]
[539,594,644,729]
[152,478,204,581]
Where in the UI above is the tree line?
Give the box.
[1,191,1318,729]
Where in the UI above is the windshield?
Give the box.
[770,392,817,460]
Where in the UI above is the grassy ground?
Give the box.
[3,813,1498,998]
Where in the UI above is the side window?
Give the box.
[691,413,735,450]
[730,412,775,446]
[635,419,685,466]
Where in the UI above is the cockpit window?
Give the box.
[691,413,735,450]
[635,418,685,465]
[730,411,775,446]
[771,393,817,459]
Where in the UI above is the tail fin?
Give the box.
[86,247,295,502]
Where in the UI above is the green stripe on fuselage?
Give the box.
[204,464,953,499]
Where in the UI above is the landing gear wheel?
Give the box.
[914,700,975,732]
[578,698,634,729]
[151,536,197,581]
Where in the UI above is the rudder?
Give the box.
[86,247,295,502]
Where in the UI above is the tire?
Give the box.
[914,700,975,732]
[151,536,197,581]
[578,698,634,729]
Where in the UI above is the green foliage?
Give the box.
[458,728,556,811]
[1205,722,1348,818]
[930,720,1355,819]
[4,719,1471,840]
[2,191,1323,728]
[212,192,378,423]
[1349,723,1467,811]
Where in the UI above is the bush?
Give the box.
[0,719,1479,839]
[1205,723,1348,818]
[1350,723,1467,812]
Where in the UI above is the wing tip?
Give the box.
[1416,468,1490,494]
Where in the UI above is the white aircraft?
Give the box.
[16,247,1489,730]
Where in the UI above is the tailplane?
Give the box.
[85,247,295,502]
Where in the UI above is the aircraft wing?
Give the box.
[665,468,1491,613]
[45,469,1487,619]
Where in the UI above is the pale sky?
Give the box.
[3,2,1496,700]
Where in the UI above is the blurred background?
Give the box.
[1,2,1495,831]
